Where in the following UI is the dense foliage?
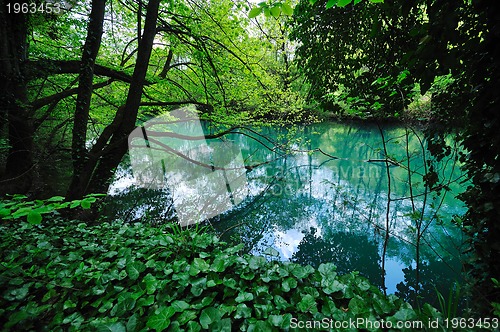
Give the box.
[1,0,500,321]
[290,0,500,314]
[0,216,453,331]
[291,0,421,117]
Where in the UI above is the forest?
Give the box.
[1,0,499,330]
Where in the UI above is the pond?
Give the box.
[106,119,467,309]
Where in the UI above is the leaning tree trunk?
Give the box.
[0,0,34,195]
[66,0,161,199]
[66,0,106,200]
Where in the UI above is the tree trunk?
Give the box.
[0,0,33,194]
[67,0,161,198]
[67,0,106,199]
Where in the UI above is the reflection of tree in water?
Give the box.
[103,188,176,223]
[395,258,464,311]
[291,227,383,287]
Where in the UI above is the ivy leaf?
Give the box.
[126,261,146,280]
[27,210,42,225]
[96,322,126,332]
[199,307,221,329]
[248,7,261,18]
[147,306,175,331]
[80,199,92,209]
[326,0,338,9]
[235,291,254,303]
[172,300,190,312]
[337,0,353,7]
[297,294,317,313]
[126,314,139,332]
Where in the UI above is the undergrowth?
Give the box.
[0,217,473,331]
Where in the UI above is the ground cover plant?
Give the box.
[0,212,451,331]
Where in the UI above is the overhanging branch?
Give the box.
[24,59,137,83]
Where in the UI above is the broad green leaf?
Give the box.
[199,307,221,329]
[126,314,139,332]
[326,0,338,9]
[297,294,317,313]
[248,256,266,270]
[186,321,201,332]
[337,0,352,7]
[172,300,190,312]
[309,0,319,4]
[235,291,254,303]
[147,306,175,331]
[281,3,293,15]
[248,7,261,18]
[270,5,281,17]
[281,277,297,292]
[96,322,126,332]
[80,200,92,209]
[27,210,42,224]
[214,318,231,332]
[235,303,252,319]
[46,196,65,202]
[126,261,145,280]
[178,310,197,325]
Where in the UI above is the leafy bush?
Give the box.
[0,194,104,225]
[0,218,447,331]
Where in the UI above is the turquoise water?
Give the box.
[108,121,466,307]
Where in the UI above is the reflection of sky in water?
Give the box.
[108,122,466,300]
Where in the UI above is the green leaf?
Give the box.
[297,294,317,313]
[172,300,190,312]
[96,322,126,332]
[27,210,42,224]
[281,277,297,292]
[235,303,252,319]
[270,5,281,17]
[46,196,65,202]
[309,0,319,4]
[337,0,352,7]
[80,200,92,209]
[126,261,146,280]
[199,307,221,329]
[126,314,140,332]
[326,0,337,9]
[190,258,209,276]
[369,0,384,2]
[186,321,201,332]
[235,291,254,303]
[248,7,261,18]
[281,3,293,15]
[147,306,175,331]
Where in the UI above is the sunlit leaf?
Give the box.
[248,7,261,18]
[281,3,293,15]
[270,5,281,17]
[337,0,353,7]
[326,0,338,9]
